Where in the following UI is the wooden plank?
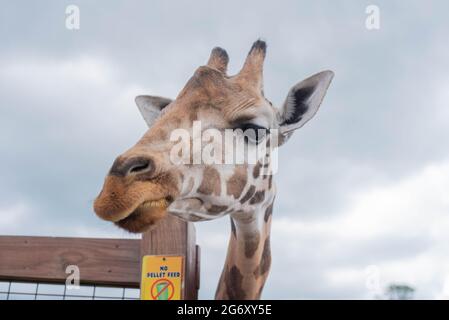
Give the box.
[0,236,141,287]
[141,215,200,299]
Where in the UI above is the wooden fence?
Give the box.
[0,215,200,299]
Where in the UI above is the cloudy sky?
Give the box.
[1,0,449,299]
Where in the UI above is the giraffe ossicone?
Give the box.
[94,40,334,299]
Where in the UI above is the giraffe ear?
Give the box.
[278,71,334,138]
[135,95,172,128]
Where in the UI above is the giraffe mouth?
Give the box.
[114,197,173,233]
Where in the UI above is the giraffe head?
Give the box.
[94,40,333,233]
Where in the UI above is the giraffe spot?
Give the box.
[260,237,271,274]
[240,185,255,204]
[227,166,247,199]
[230,217,236,238]
[260,238,271,274]
[250,190,265,205]
[252,162,261,179]
[208,204,228,215]
[198,166,221,196]
[225,265,245,300]
[268,174,273,189]
[244,231,260,258]
[254,237,271,278]
[264,202,273,222]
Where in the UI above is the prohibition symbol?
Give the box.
[140,255,183,300]
[150,278,175,300]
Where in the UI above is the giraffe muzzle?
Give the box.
[113,196,173,233]
[93,164,179,233]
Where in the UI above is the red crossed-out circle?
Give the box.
[150,278,175,300]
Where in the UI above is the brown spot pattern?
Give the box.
[252,162,261,179]
[254,237,271,278]
[249,190,265,205]
[264,202,273,222]
[225,265,245,300]
[240,185,255,204]
[244,231,260,258]
[208,205,228,214]
[226,166,247,199]
[230,217,236,238]
[260,238,271,275]
[198,166,221,195]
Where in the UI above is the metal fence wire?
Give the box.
[0,281,140,300]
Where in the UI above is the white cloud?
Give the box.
[0,54,151,237]
[262,160,449,299]
[0,203,30,230]
[335,162,449,237]
[1,55,115,89]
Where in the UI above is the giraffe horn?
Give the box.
[237,39,267,90]
[207,47,229,74]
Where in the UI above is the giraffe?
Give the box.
[94,40,333,299]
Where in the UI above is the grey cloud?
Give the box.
[1,0,449,299]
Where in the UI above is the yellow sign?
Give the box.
[140,255,184,300]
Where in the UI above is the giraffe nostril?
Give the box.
[109,156,154,177]
[127,157,152,174]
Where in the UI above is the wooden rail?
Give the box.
[0,215,200,299]
[0,235,141,287]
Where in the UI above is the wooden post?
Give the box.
[140,215,200,300]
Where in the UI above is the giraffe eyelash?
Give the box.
[233,123,270,144]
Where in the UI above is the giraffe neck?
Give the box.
[215,194,274,300]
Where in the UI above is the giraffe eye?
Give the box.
[235,123,269,144]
